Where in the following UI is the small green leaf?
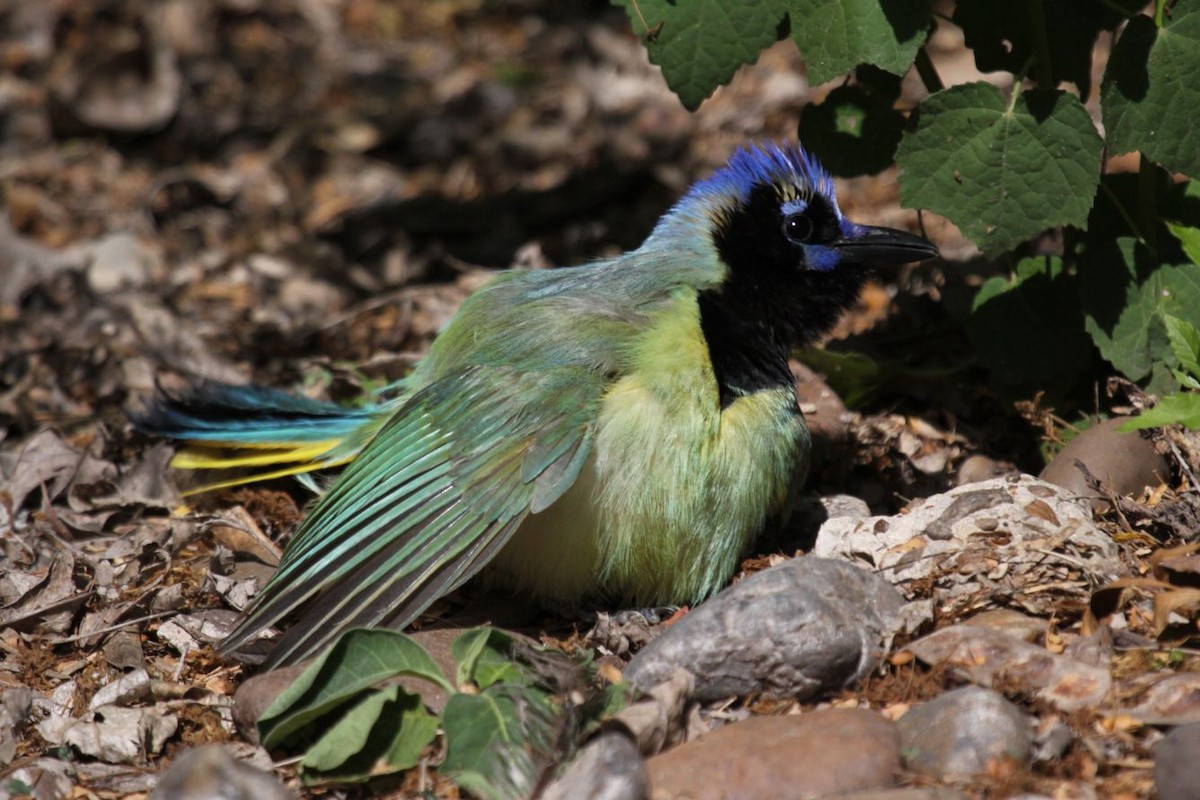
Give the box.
[451,627,530,689]
[897,83,1103,255]
[258,628,452,749]
[789,0,931,86]
[1168,221,1200,266]
[299,686,438,782]
[1081,238,1200,391]
[1163,314,1200,379]
[1103,7,1200,179]
[615,0,789,110]
[1119,392,1200,429]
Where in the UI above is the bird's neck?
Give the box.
[697,268,867,408]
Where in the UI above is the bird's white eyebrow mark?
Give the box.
[781,198,809,216]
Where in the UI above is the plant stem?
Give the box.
[1027,0,1055,88]
[1138,153,1158,251]
[1155,0,1167,27]
[914,47,944,95]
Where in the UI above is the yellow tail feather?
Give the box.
[170,441,352,496]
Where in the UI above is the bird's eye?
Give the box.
[782,214,814,244]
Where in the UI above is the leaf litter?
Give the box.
[0,1,1198,798]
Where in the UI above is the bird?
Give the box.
[135,143,938,668]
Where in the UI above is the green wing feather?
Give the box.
[222,364,600,668]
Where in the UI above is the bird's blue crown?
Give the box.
[686,142,836,211]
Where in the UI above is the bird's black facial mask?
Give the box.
[701,170,939,406]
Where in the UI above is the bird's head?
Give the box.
[656,142,938,350]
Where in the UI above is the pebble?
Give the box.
[896,686,1032,779]
[956,454,1012,485]
[647,709,899,799]
[540,732,648,800]
[85,232,154,293]
[150,744,296,800]
[1154,722,1200,800]
[624,558,904,701]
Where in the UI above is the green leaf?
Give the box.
[953,0,1141,98]
[299,686,438,782]
[615,0,788,110]
[1119,392,1200,429]
[798,68,905,176]
[1081,237,1200,390]
[1169,221,1200,266]
[1164,314,1200,379]
[795,347,885,408]
[614,0,930,109]
[1103,7,1200,179]
[452,627,533,690]
[967,255,1095,399]
[441,688,557,800]
[258,628,452,749]
[788,0,931,86]
[897,83,1103,255]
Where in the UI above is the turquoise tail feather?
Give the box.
[132,381,392,494]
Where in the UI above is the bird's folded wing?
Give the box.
[221,364,600,667]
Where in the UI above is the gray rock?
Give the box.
[150,744,296,800]
[1155,722,1200,800]
[624,558,903,701]
[541,733,648,800]
[897,687,1033,779]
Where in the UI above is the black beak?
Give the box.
[832,224,939,264]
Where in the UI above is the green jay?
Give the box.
[136,143,938,667]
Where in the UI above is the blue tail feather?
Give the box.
[133,381,379,446]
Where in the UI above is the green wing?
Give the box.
[222,364,600,667]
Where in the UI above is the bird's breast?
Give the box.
[487,292,810,606]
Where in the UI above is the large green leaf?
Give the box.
[614,0,788,110]
[897,83,1103,255]
[258,628,452,749]
[613,0,929,109]
[1103,5,1200,179]
[789,0,931,86]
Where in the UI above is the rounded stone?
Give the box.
[1039,418,1166,509]
[647,709,900,800]
[1154,722,1200,800]
[896,686,1032,779]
